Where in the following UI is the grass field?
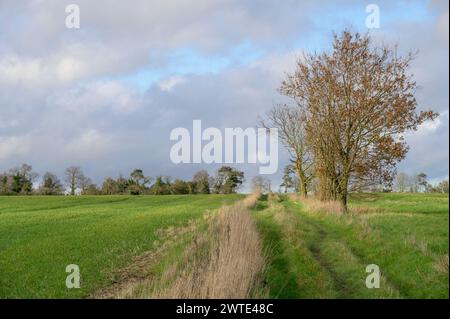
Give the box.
[0,193,448,298]
[0,195,242,298]
[253,193,449,298]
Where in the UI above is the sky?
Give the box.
[0,0,448,190]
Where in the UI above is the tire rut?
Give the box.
[300,217,353,298]
[287,202,402,298]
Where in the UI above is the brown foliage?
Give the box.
[281,31,437,210]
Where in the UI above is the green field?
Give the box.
[0,195,242,298]
[0,193,448,298]
[254,193,449,298]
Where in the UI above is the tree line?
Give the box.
[0,164,244,196]
[262,30,439,211]
[393,172,449,194]
[279,167,448,194]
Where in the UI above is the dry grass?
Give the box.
[288,194,380,239]
[434,254,449,274]
[404,235,429,256]
[289,194,385,216]
[268,192,281,202]
[151,191,265,298]
[298,196,345,215]
[102,192,264,299]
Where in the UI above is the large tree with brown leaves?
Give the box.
[281,31,437,211]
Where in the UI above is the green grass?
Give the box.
[1,192,448,299]
[0,194,242,298]
[253,193,449,299]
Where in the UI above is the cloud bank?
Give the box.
[0,0,448,189]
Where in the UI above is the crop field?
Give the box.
[0,193,448,299]
[0,195,242,298]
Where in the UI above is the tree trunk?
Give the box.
[337,177,349,213]
[338,192,348,213]
[300,181,308,198]
[294,159,307,198]
[70,180,76,195]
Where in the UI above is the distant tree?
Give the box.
[186,181,197,194]
[394,172,411,193]
[78,175,93,194]
[150,176,172,195]
[261,105,313,197]
[82,183,101,195]
[437,180,449,194]
[128,183,142,195]
[426,180,449,194]
[251,176,271,194]
[38,172,64,195]
[280,165,295,193]
[212,166,244,194]
[416,173,428,193]
[0,174,12,195]
[192,170,210,194]
[10,164,38,194]
[101,177,118,195]
[116,175,129,194]
[64,166,84,195]
[171,179,190,194]
[129,169,143,195]
[130,169,151,188]
[163,176,172,187]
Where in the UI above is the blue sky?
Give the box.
[112,0,439,92]
[116,42,266,91]
[0,0,448,190]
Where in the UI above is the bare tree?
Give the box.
[416,172,428,193]
[64,166,84,195]
[193,170,210,194]
[281,31,437,211]
[394,172,411,192]
[78,175,93,194]
[251,176,271,194]
[261,105,313,197]
[38,172,64,195]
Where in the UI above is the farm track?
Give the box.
[288,203,404,298]
[256,198,402,298]
[301,218,351,298]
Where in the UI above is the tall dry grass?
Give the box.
[153,191,265,298]
[293,195,345,215]
[290,194,383,216]
[289,194,380,239]
[267,192,281,202]
[434,254,449,274]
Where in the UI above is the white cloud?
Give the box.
[48,80,144,114]
[64,129,113,160]
[419,110,448,132]
[0,135,31,160]
[0,56,44,87]
[0,41,142,91]
[158,76,186,92]
[437,11,449,41]
[0,0,448,185]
